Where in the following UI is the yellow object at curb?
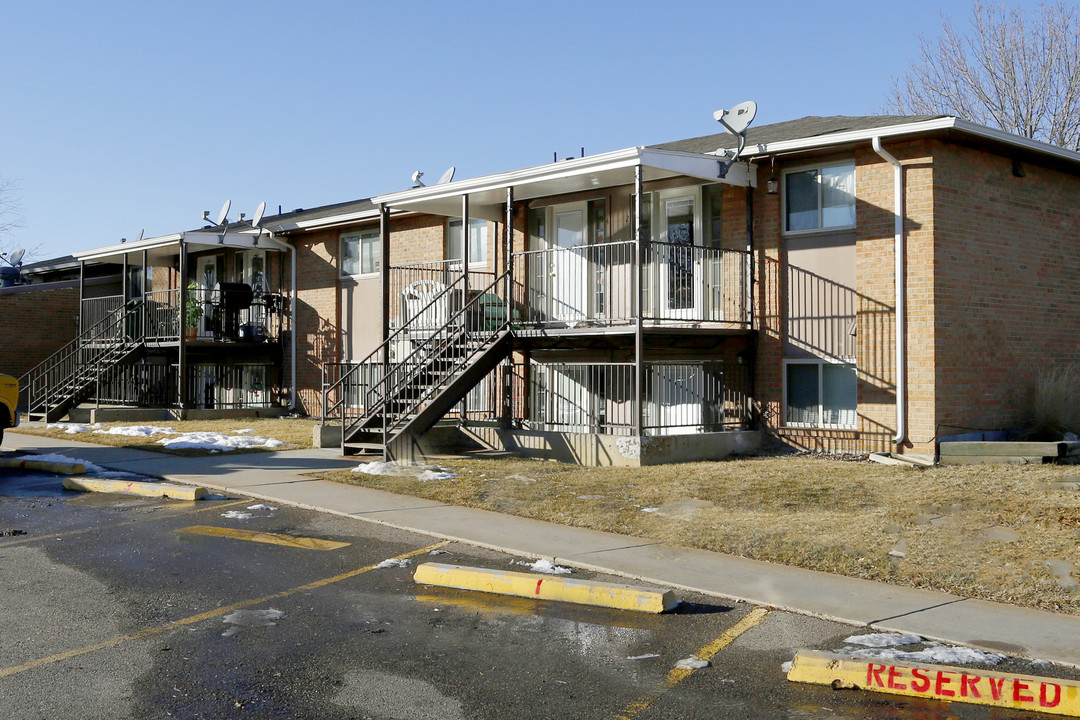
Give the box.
[62,477,207,501]
[788,649,1080,717]
[0,457,86,475]
[413,562,677,613]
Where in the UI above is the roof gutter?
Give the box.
[872,137,907,446]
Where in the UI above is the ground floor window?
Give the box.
[784,359,856,428]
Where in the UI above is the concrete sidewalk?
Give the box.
[6,430,1080,668]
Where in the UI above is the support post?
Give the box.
[460,194,470,424]
[502,187,514,425]
[634,165,645,437]
[178,241,188,410]
[379,203,391,461]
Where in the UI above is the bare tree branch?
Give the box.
[887,1,1080,150]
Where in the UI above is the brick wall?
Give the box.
[932,140,1080,440]
[0,284,80,381]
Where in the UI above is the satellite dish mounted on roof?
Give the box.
[216,200,231,226]
[4,248,26,267]
[0,248,25,287]
[135,229,144,244]
[252,201,266,228]
[411,171,425,188]
[713,100,758,178]
[436,166,455,184]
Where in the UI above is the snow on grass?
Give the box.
[375,558,411,569]
[94,425,178,437]
[352,461,458,481]
[514,558,572,575]
[156,432,286,451]
[46,422,107,434]
[844,632,923,647]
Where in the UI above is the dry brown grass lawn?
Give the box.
[12,418,318,456]
[319,455,1080,614]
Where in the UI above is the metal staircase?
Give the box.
[324,272,513,460]
[20,301,146,423]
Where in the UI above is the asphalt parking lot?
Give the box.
[2,467,1078,720]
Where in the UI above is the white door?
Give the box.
[196,256,218,338]
[550,206,589,323]
[658,193,702,320]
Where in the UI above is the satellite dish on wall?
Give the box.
[436,166,456,184]
[216,200,231,226]
[252,201,266,228]
[714,101,758,136]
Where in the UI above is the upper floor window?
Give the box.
[447,218,488,265]
[341,230,380,276]
[784,161,855,233]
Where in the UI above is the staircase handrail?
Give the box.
[375,272,510,438]
[322,274,469,425]
[19,299,144,415]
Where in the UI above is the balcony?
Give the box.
[513,241,751,333]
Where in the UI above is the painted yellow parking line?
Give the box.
[787,649,1080,717]
[613,606,770,719]
[0,540,451,679]
[0,499,250,548]
[414,562,678,613]
[177,525,351,551]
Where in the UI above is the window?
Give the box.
[447,218,488,265]
[784,162,855,233]
[341,230,380,276]
[784,359,857,428]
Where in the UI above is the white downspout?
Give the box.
[872,137,907,446]
[289,239,297,412]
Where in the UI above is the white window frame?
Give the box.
[340,230,380,277]
[781,160,856,236]
[447,218,489,267]
[782,358,857,429]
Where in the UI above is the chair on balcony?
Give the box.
[401,280,453,336]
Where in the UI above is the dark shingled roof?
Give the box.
[650,115,948,155]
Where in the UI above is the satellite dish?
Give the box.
[410,170,425,187]
[252,201,266,228]
[216,200,231,226]
[436,166,456,185]
[714,101,758,136]
[135,229,144,244]
[8,248,25,266]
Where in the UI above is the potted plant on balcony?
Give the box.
[183,282,203,340]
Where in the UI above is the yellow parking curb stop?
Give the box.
[787,649,1080,716]
[413,562,677,613]
[63,477,207,501]
[0,457,86,475]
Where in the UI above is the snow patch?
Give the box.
[46,422,107,434]
[675,656,710,670]
[844,632,923,648]
[781,661,793,673]
[352,461,458,481]
[515,558,572,575]
[616,436,641,459]
[94,425,177,437]
[222,608,284,637]
[375,558,411,569]
[156,431,285,451]
[840,641,1007,666]
[28,453,105,473]
[221,511,253,520]
[627,654,661,661]
[246,504,277,511]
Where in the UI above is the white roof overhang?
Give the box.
[372,147,756,220]
[74,228,289,265]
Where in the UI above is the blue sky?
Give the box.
[1,0,978,260]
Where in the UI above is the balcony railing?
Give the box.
[91,361,278,409]
[513,241,750,329]
[79,287,287,345]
